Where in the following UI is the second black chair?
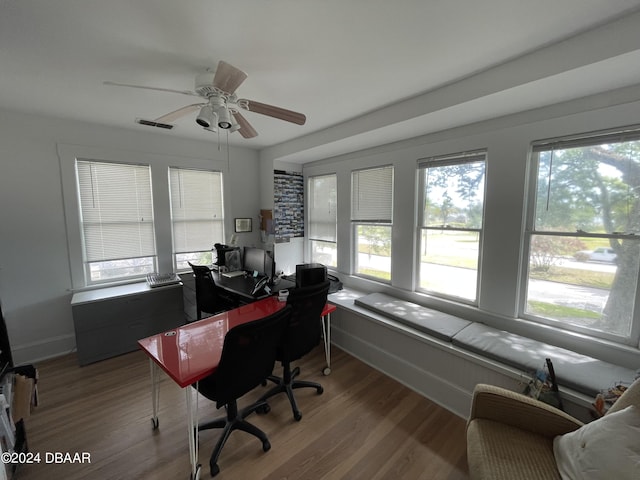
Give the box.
[194,305,291,477]
[259,280,330,421]
[188,262,238,320]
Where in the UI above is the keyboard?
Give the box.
[146,272,181,288]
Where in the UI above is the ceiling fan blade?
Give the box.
[103,81,198,97]
[154,103,205,123]
[212,61,248,94]
[232,112,258,139]
[240,99,306,125]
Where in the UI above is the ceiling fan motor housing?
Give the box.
[194,71,218,97]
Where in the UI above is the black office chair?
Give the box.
[188,262,238,320]
[259,281,330,421]
[194,305,291,477]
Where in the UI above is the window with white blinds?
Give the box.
[169,167,224,270]
[351,166,393,222]
[76,160,156,283]
[351,165,394,281]
[308,174,337,267]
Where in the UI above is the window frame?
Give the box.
[520,127,640,346]
[350,165,394,283]
[168,167,225,272]
[75,159,158,285]
[415,151,487,304]
[307,173,338,268]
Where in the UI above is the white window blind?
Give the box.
[169,167,224,254]
[76,160,156,262]
[351,166,393,222]
[309,174,337,242]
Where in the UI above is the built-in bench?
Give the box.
[351,292,636,399]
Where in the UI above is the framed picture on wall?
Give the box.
[235,218,252,233]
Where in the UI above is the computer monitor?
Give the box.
[264,250,276,281]
[243,247,267,276]
[295,263,327,288]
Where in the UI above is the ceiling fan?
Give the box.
[104,60,306,138]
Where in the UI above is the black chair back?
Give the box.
[199,305,291,408]
[188,262,235,319]
[284,281,330,362]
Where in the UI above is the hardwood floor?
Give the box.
[17,346,469,479]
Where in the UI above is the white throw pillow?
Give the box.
[553,405,640,479]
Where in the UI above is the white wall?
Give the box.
[257,156,304,274]
[303,85,640,370]
[0,109,261,364]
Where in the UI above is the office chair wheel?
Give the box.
[316,385,324,394]
[262,439,271,452]
[210,462,219,477]
[323,367,331,376]
[294,411,302,421]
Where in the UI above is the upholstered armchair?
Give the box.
[466,378,640,479]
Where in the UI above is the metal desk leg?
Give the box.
[149,359,160,429]
[185,385,201,480]
[322,313,331,375]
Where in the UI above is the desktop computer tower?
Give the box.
[295,263,327,288]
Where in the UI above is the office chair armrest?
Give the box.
[468,384,583,438]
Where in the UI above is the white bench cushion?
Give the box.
[452,322,636,396]
[354,292,472,342]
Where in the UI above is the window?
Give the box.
[76,160,156,283]
[169,167,224,271]
[351,166,393,281]
[417,152,486,302]
[308,174,337,267]
[524,128,640,344]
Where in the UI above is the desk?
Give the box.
[212,271,296,303]
[138,296,337,478]
[138,296,286,480]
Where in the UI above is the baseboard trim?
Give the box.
[331,324,472,419]
[12,334,76,365]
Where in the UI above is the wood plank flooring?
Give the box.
[16,346,469,479]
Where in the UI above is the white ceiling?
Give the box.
[2,1,640,164]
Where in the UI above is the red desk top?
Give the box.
[322,303,337,316]
[138,298,337,388]
[138,296,286,388]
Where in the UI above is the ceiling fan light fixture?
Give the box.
[217,106,232,129]
[196,105,215,128]
[228,122,241,133]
